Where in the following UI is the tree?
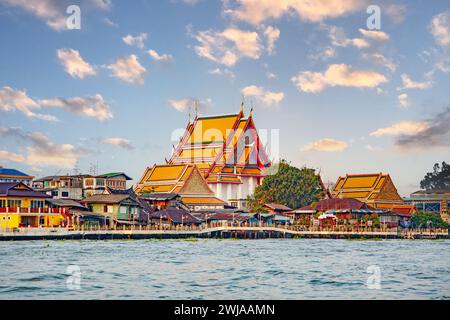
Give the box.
[420,161,450,191]
[247,160,323,212]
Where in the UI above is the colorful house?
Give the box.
[82,194,142,228]
[0,182,63,228]
[137,106,271,209]
[0,167,34,186]
[406,189,450,223]
[96,172,132,190]
[135,164,226,211]
[331,173,407,209]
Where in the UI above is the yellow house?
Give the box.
[0,182,62,229]
[331,173,405,209]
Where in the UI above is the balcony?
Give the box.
[0,207,68,214]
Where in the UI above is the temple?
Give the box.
[136,105,271,209]
[331,173,405,209]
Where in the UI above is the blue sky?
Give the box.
[0,0,449,196]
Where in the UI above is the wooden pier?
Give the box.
[0,226,448,241]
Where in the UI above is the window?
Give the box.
[0,199,6,207]
[120,206,127,214]
[7,200,21,208]
[31,200,44,209]
[51,190,59,197]
[61,191,69,198]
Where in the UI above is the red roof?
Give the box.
[297,198,375,211]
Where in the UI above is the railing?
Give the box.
[0,207,67,214]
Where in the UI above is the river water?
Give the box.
[0,239,448,299]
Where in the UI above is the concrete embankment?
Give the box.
[0,227,448,241]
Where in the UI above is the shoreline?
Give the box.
[1,226,448,241]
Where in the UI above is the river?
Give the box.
[0,239,448,299]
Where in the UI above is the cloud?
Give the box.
[0,86,57,121]
[100,138,134,150]
[392,107,450,149]
[194,27,263,66]
[291,64,387,93]
[122,33,147,49]
[0,0,111,31]
[106,54,146,85]
[429,11,450,46]
[241,85,284,106]
[263,26,280,55]
[384,3,407,24]
[0,127,87,168]
[56,48,96,79]
[148,49,174,62]
[302,138,348,152]
[0,150,25,163]
[208,68,235,79]
[361,52,396,71]
[167,98,212,113]
[399,73,432,90]
[328,25,369,48]
[358,28,390,42]
[398,93,409,108]
[370,121,430,137]
[39,94,113,121]
[225,0,366,25]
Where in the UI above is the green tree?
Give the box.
[247,160,323,212]
[411,211,450,230]
[420,161,450,191]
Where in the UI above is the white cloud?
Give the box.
[384,3,407,24]
[167,98,212,113]
[399,73,432,90]
[39,94,113,121]
[291,64,387,93]
[107,54,146,85]
[0,150,25,163]
[122,33,147,49]
[148,49,174,62]
[370,121,430,137]
[0,127,87,168]
[57,48,96,79]
[100,138,134,150]
[225,0,366,25]
[398,93,409,108]
[429,11,450,46]
[194,27,263,66]
[302,138,348,152]
[0,86,57,121]
[208,68,235,79]
[358,28,390,42]
[0,0,111,31]
[328,25,369,48]
[361,52,396,72]
[263,26,280,55]
[241,85,284,106]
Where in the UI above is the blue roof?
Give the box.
[0,168,32,177]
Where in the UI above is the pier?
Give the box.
[0,225,447,241]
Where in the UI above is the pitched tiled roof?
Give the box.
[264,203,292,211]
[150,208,199,224]
[296,198,375,212]
[82,194,136,204]
[0,168,33,178]
[0,182,49,198]
[97,172,132,180]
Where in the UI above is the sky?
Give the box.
[0,0,449,197]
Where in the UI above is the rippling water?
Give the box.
[0,239,449,299]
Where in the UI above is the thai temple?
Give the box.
[136,105,271,209]
[331,173,415,213]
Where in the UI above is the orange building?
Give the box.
[135,164,226,211]
[137,106,271,209]
[331,173,413,211]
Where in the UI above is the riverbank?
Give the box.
[0,226,448,241]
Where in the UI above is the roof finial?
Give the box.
[194,100,199,117]
[240,94,245,114]
[249,100,254,117]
